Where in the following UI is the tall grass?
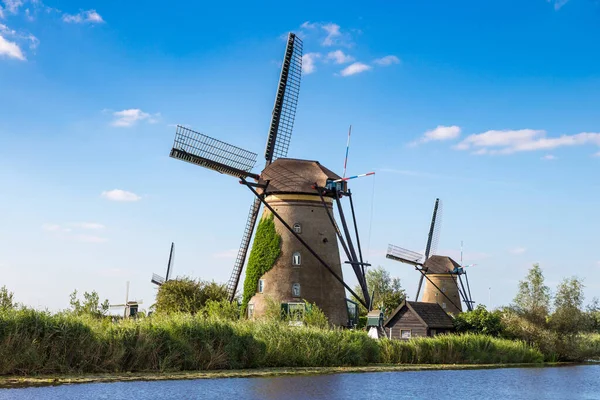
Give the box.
[0,309,544,376]
[379,333,543,364]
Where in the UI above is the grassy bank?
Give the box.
[1,363,574,389]
[0,309,544,376]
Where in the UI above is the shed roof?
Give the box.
[384,301,454,329]
[259,158,341,195]
[423,255,462,274]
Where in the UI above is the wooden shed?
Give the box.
[383,300,454,340]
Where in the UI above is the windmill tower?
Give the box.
[110,281,143,318]
[385,199,474,315]
[151,242,175,287]
[168,33,372,325]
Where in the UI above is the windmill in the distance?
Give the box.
[151,242,175,287]
[386,198,474,314]
[168,32,373,325]
[110,281,143,318]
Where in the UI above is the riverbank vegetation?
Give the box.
[453,264,600,362]
[0,308,541,376]
[0,261,597,377]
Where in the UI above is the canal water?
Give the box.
[1,365,599,400]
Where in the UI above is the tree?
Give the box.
[154,278,227,315]
[69,290,109,317]
[513,263,551,325]
[0,286,15,311]
[352,266,406,316]
[550,277,585,335]
[453,305,504,336]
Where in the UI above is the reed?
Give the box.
[0,309,546,376]
[379,333,544,364]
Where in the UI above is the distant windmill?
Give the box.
[110,281,143,318]
[151,242,175,287]
[386,198,474,314]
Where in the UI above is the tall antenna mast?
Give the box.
[343,125,351,178]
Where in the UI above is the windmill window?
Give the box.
[292,252,301,266]
[293,223,302,234]
[258,279,265,293]
[248,304,255,318]
[401,329,412,339]
[442,302,447,309]
[292,283,301,297]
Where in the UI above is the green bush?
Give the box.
[453,305,504,336]
[154,278,227,315]
[241,214,281,311]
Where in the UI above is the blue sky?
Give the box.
[1,0,600,312]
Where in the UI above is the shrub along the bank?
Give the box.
[0,308,548,376]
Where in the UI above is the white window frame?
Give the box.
[442,302,447,309]
[292,252,301,266]
[401,329,412,339]
[293,223,302,234]
[247,304,254,318]
[292,283,301,297]
[258,279,264,293]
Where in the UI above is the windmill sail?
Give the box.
[225,33,303,302]
[264,33,303,163]
[170,126,260,180]
[151,242,175,287]
[165,242,175,281]
[415,198,442,300]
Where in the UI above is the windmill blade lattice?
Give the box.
[170,126,259,179]
[429,199,443,257]
[386,244,424,265]
[226,197,261,301]
[264,33,303,163]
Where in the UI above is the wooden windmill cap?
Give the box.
[259,158,341,195]
[423,255,462,274]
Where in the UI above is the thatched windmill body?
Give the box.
[386,199,474,315]
[169,33,372,326]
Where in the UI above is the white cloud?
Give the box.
[70,222,105,230]
[322,23,341,46]
[373,55,400,66]
[417,125,461,144]
[110,109,159,127]
[455,129,600,155]
[62,9,104,24]
[42,223,63,232]
[299,21,351,47]
[212,249,238,259]
[340,62,371,77]
[594,151,600,158]
[2,0,23,14]
[326,50,353,64]
[0,34,24,60]
[101,189,141,202]
[302,52,320,74]
[509,247,527,255]
[75,234,108,243]
[542,154,556,161]
[549,0,570,10]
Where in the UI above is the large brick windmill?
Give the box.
[385,199,474,315]
[169,33,372,326]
